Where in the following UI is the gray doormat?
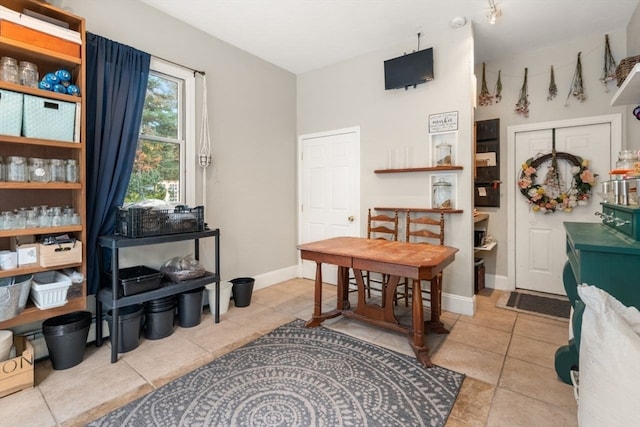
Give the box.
[501,291,571,320]
[88,319,465,426]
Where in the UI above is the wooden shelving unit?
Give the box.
[0,0,86,329]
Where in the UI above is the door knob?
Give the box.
[348,216,355,222]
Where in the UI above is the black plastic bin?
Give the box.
[106,265,163,297]
[178,287,204,327]
[144,296,176,340]
[231,277,255,308]
[106,304,143,353]
[42,311,92,370]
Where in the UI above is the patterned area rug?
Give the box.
[88,319,464,427]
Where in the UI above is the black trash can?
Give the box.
[231,277,255,308]
[144,296,176,340]
[106,304,143,353]
[178,287,204,328]
[42,311,92,370]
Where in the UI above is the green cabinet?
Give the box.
[555,219,640,384]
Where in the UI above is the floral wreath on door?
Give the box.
[518,150,597,213]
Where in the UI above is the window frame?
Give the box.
[136,57,196,206]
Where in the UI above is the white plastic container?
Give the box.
[205,281,232,315]
[0,330,13,362]
[31,271,71,309]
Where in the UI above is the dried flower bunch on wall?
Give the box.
[566,52,586,105]
[547,65,557,101]
[494,70,502,103]
[600,34,617,90]
[515,67,530,117]
[478,62,493,106]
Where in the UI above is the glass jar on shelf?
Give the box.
[0,57,19,84]
[49,159,66,182]
[7,156,27,182]
[435,142,453,166]
[65,159,78,183]
[28,158,50,182]
[616,150,638,171]
[18,61,39,88]
[432,178,453,209]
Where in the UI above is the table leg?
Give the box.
[410,278,433,367]
[306,261,341,327]
[337,266,350,310]
[425,274,449,335]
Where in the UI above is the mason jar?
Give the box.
[65,159,78,182]
[28,158,49,182]
[18,61,39,88]
[0,57,19,84]
[49,159,66,182]
[6,156,27,182]
[432,178,453,209]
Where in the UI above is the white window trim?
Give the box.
[149,57,196,206]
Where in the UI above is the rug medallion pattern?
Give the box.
[89,319,464,426]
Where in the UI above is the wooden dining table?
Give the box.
[297,236,458,367]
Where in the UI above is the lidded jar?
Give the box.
[432,178,453,209]
[28,157,49,182]
[616,150,638,170]
[435,142,452,166]
[18,61,39,88]
[65,159,78,182]
[49,159,66,182]
[0,57,19,84]
[6,156,27,182]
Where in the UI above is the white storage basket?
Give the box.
[31,271,72,309]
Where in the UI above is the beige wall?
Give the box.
[473,29,630,280]
[297,26,476,302]
[62,0,298,281]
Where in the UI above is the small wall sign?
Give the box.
[429,111,458,133]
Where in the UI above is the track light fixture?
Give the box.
[487,0,501,24]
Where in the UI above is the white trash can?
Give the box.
[205,281,232,315]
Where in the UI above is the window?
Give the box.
[125,58,195,205]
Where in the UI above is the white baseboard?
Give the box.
[486,273,511,291]
[442,292,475,317]
[231,265,299,292]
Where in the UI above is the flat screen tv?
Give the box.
[384,47,433,90]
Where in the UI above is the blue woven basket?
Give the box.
[0,89,23,136]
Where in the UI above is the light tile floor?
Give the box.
[0,278,578,426]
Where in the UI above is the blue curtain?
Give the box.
[85,33,150,295]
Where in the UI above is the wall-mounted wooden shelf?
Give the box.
[374,207,463,214]
[374,166,463,174]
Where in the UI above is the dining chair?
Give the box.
[400,210,445,314]
[349,209,399,301]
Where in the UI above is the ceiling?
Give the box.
[139,0,639,75]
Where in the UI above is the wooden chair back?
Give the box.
[367,209,399,241]
[405,211,445,246]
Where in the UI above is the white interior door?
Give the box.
[514,122,612,295]
[298,127,360,283]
